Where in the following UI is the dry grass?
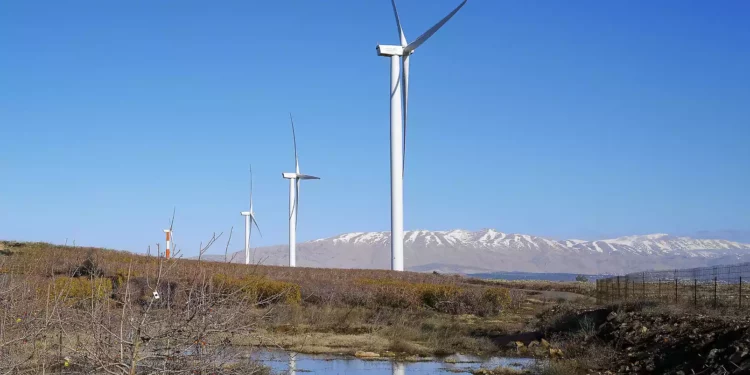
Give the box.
[0,241,513,315]
[0,241,275,374]
[528,360,582,375]
[470,279,596,297]
[473,367,529,375]
[0,240,576,365]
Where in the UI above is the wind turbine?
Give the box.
[376,0,467,271]
[163,208,176,259]
[163,229,172,259]
[241,165,262,265]
[282,114,320,267]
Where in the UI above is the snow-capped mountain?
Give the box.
[214,229,750,275]
[317,230,750,257]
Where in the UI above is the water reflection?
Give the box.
[288,354,295,375]
[392,362,405,375]
[252,349,534,375]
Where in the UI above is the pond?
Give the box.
[251,350,536,374]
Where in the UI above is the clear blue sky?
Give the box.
[1,0,749,255]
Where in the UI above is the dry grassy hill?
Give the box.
[1,241,547,374]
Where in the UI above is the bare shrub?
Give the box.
[509,288,526,310]
[0,239,271,374]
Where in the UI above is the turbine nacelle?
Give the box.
[240,211,251,216]
[376,45,407,57]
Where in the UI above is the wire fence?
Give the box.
[596,262,750,311]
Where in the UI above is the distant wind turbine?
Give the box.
[241,165,262,265]
[376,0,467,271]
[282,114,320,267]
[163,229,172,259]
[163,208,176,259]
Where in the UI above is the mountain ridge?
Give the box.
[206,229,750,275]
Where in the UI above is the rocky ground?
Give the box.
[540,303,750,375]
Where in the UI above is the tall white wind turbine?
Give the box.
[376,0,467,271]
[282,114,320,267]
[241,165,262,265]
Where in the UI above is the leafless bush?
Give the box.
[0,235,271,374]
[509,289,526,310]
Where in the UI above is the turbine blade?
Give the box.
[289,113,300,174]
[402,55,409,177]
[251,215,263,238]
[169,207,175,232]
[250,164,253,212]
[297,174,320,180]
[390,0,408,47]
[403,0,467,54]
[289,182,297,221]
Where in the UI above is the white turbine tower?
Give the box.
[241,165,262,265]
[376,0,467,271]
[282,114,319,267]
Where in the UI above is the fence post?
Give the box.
[642,272,646,299]
[596,279,600,303]
[658,278,661,299]
[693,279,698,306]
[740,277,742,310]
[625,277,629,300]
[617,276,621,300]
[714,276,718,309]
[674,269,678,303]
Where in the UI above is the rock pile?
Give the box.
[590,309,750,374]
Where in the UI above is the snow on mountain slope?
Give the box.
[215,229,750,275]
[313,229,750,256]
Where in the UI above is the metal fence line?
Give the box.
[596,262,750,312]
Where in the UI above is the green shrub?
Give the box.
[482,287,511,309]
[254,278,301,305]
[417,284,461,310]
[49,277,113,304]
[211,274,301,305]
[357,278,464,312]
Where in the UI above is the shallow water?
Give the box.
[251,350,535,375]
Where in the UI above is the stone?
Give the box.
[549,348,564,358]
[606,312,618,322]
[707,348,725,361]
[528,340,540,348]
[354,351,380,358]
[541,338,550,348]
[728,350,747,363]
